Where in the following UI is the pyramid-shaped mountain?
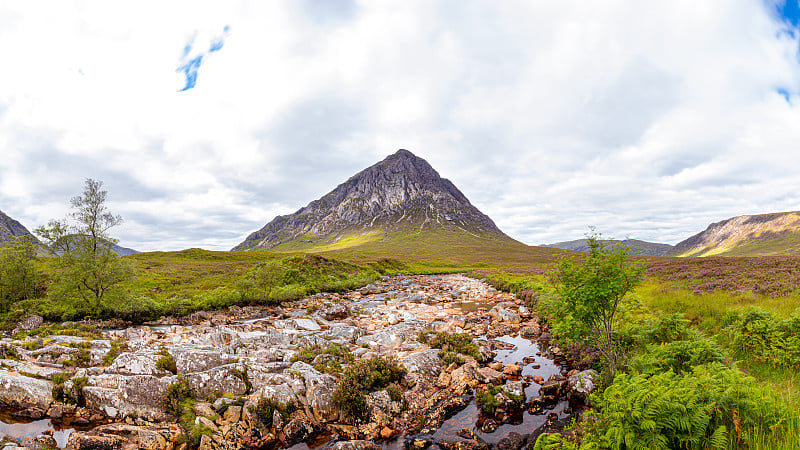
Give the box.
[233,149,518,252]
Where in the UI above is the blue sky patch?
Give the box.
[176,26,230,91]
[778,0,800,26]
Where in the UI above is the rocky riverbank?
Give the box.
[0,275,596,450]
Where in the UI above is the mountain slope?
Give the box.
[0,209,39,244]
[670,211,800,257]
[233,149,532,259]
[544,239,673,256]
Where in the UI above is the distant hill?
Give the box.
[48,236,139,257]
[544,239,674,256]
[0,209,39,245]
[670,211,800,257]
[233,149,560,263]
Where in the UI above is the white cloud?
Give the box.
[0,0,799,250]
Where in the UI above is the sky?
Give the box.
[1,1,800,251]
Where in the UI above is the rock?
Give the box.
[502,364,522,376]
[476,367,504,384]
[0,370,53,410]
[488,361,503,371]
[568,369,598,394]
[172,345,231,374]
[106,352,162,375]
[366,390,391,415]
[401,349,443,379]
[194,402,220,420]
[387,313,401,325]
[223,405,242,423]
[480,419,498,433]
[286,362,340,422]
[137,429,168,450]
[64,433,130,450]
[329,440,381,450]
[496,432,526,450]
[282,417,318,447]
[14,407,45,420]
[530,374,544,384]
[294,318,321,331]
[199,434,212,450]
[321,326,365,345]
[186,364,249,398]
[381,427,395,439]
[48,404,63,419]
[196,416,218,432]
[318,303,349,321]
[14,314,43,333]
[500,381,525,401]
[21,434,57,450]
[83,374,174,421]
[520,326,540,338]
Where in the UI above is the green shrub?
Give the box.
[253,397,295,428]
[163,375,194,417]
[475,384,522,414]
[428,332,488,363]
[386,383,402,403]
[532,433,579,450]
[333,356,406,421]
[439,351,465,366]
[156,348,177,374]
[52,373,86,406]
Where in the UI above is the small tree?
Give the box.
[35,179,134,310]
[0,236,40,312]
[553,232,644,379]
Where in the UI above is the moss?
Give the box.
[63,343,92,367]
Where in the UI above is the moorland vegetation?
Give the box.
[1,181,799,449]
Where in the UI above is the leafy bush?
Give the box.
[333,356,406,421]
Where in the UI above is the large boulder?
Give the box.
[286,362,340,422]
[186,364,249,398]
[170,345,231,374]
[401,349,443,378]
[83,374,175,421]
[0,370,53,410]
[317,303,349,321]
[106,351,161,375]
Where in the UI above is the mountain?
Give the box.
[0,209,39,244]
[544,239,673,256]
[233,149,538,260]
[670,211,800,257]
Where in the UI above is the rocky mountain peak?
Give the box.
[233,149,508,251]
[0,209,38,244]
